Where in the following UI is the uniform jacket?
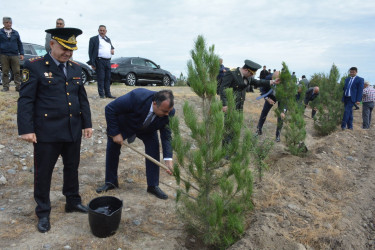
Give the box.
[88,35,114,68]
[17,53,92,142]
[0,28,24,56]
[220,67,271,110]
[342,76,364,103]
[105,88,174,158]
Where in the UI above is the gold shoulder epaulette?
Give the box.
[28,56,43,63]
[230,68,237,71]
[69,59,80,65]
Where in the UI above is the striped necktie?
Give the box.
[143,112,155,128]
[346,77,354,96]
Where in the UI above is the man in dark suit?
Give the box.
[17,28,92,233]
[341,67,364,130]
[96,88,175,200]
[88,25,115,98]
[220,59,279,112]
[256,71,285,142]
[304,86,319,118]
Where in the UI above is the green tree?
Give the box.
[313,64,345,135]
[275,62,307,156]
[169,35,254,248]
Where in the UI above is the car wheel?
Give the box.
[81,69,88,84]
[162,75,170,86]
[126,73,136,86]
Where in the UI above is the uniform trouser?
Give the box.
[33,140,82,218]
[95,58,112,97]
[0,54,21,89]
[362,101,374,129]
[105,131,161,187]
[341,96,355,129]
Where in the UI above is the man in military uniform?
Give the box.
[219,59,280,112]
[17,28,92,233]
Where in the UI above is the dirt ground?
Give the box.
[0,84,374,249]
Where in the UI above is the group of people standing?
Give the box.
[15,23,174,233]
[2,16,373,235]
[1,17,116,98]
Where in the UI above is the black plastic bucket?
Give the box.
[88,196,123,238]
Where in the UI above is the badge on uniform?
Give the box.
[73,77,81,79]
[44,72,53,78]
[22,69,29,82]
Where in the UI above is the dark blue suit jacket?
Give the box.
[87,35,114,68]
[342,76,364,103]
[105,88,174,158]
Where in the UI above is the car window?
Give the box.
[31,44,47,56]
[132,58,146,66]
[145,61,158,69]
[23,45,34,55]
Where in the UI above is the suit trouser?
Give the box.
[362,101,374,129]
[95,58,112,97]
[105,131,160,187]
[341,96,355,129]
[257,100,283,136]
[33,140,82,218]
[257,100,273,131]
[0,54,21,89]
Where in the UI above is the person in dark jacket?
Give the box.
[17,28,92,233]
[304,86,320,118]
[256,71,285,142]
[259,65,268,79]
[88,25,115,98]
[0,17,24,91]
[96,88,175,200]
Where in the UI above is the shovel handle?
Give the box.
[122,141,199,191]
[122,142,172,173]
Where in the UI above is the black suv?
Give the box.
[0,42,95,85]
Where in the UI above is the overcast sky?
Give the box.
[3,0,375,82]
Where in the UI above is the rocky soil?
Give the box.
[0,84,374,249]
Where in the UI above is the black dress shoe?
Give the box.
[65,203,88,213]
[37,217,50,233]
[99,95,105,99]
[96,183,118,193]
[147,186,168,200]
[106,95,116,99]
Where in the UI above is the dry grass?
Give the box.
[0,92,18,130]
[315,165,353,192]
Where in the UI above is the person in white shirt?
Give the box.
[88,25,116,98]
